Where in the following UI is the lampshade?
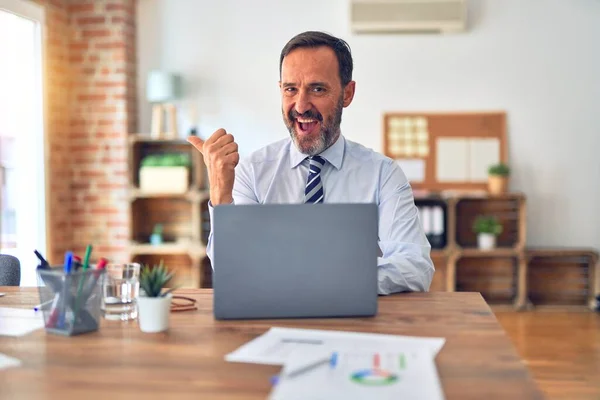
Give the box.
[146,70,180,103]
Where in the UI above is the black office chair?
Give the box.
[0,254,20,286]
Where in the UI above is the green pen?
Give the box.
[82,245,93,270]
[72,245,93,327]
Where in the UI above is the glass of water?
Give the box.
[101,263,140,321]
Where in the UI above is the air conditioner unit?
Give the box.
[350,0,467,34]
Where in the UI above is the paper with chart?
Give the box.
[0,307,45,337]
[225,327,445,365]
[0,352,22,370]
[269,347,444,400]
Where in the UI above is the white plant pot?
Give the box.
[137,294,172,333]
[139,166,189,194]
[477,233,496,250]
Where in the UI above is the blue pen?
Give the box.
[64,251,73,274]
[57,251,74,328]
[271,352,338,386]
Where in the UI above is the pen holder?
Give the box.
[36,267,105,336]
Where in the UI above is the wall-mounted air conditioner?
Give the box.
[350,0,467,34]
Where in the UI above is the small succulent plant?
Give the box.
[139,260,176,298]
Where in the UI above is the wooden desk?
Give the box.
[0,288,543,399]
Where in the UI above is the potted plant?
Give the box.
[139,153,191,194]
[472,215,503,250]
[487,163,510,195]
[150,223,163,245]
[137,261,176,333]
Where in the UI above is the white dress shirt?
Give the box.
[207,135,434,294]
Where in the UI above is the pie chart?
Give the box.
[350,368,399,386]
[349,353,401,386]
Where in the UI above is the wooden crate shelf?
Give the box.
[418,192,598,310]
[127,134,210,288]
[526,248,599,310]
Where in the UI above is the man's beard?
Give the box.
[283,96,344,156]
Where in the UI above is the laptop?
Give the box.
[212,203,379,320]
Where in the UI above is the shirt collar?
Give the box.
[289,134,345,170]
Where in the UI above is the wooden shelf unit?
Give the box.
[417,192,529,309]
[127,134,210,288]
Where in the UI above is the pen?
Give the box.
[82,245,92,270]
[277,352,337,382]
[57,251,74,328]
[72,245,94,326]
[34,250,50,269]
[33,298,54,312]
[64,251,73,274]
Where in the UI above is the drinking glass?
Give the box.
[101,263,140,321]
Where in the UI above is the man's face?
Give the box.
[280,46,355,155]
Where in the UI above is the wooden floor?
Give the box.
[495,311,600,400]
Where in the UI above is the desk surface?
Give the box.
[0,288,543,399]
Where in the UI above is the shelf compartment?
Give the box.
[415,198,448,250]
[456,256,518,305]
[527,249,599,308]
[129,136,207,190]
[455,196,525,249]
[131,198,194,244]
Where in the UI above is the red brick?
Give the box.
[108,221,128,228]
[97,106,118,113]
[82,67,96,75]
[71,183,90,190]
[111,16,131,24]
[70,42,88,51]
[78,94,106,101]
[89,54,100,62]
[95,81,126,88]
[106,3,128,12]
[69,132,88,139]
[71,145,100,152]
[70,119,87,127]
[82,29,111,39]
[72,220,95,228]
[95,41,126,50]
[81,170,106,178]
[97,183,128,190]
[91,208,120,214]
[76,16,106,25]
[69,55,84,63]
[97,132,124,139]
[68,3,95,13]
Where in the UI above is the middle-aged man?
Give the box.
[188,31,434,294]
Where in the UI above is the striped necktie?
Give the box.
[304,155,325,204]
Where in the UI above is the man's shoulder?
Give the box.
[344,138,394,167]
[242,138,290,165]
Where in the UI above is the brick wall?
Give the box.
[36,0,137,263]
[68,0,136,261]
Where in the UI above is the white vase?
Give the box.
[478,233,496,250]
[137,294,172,333]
